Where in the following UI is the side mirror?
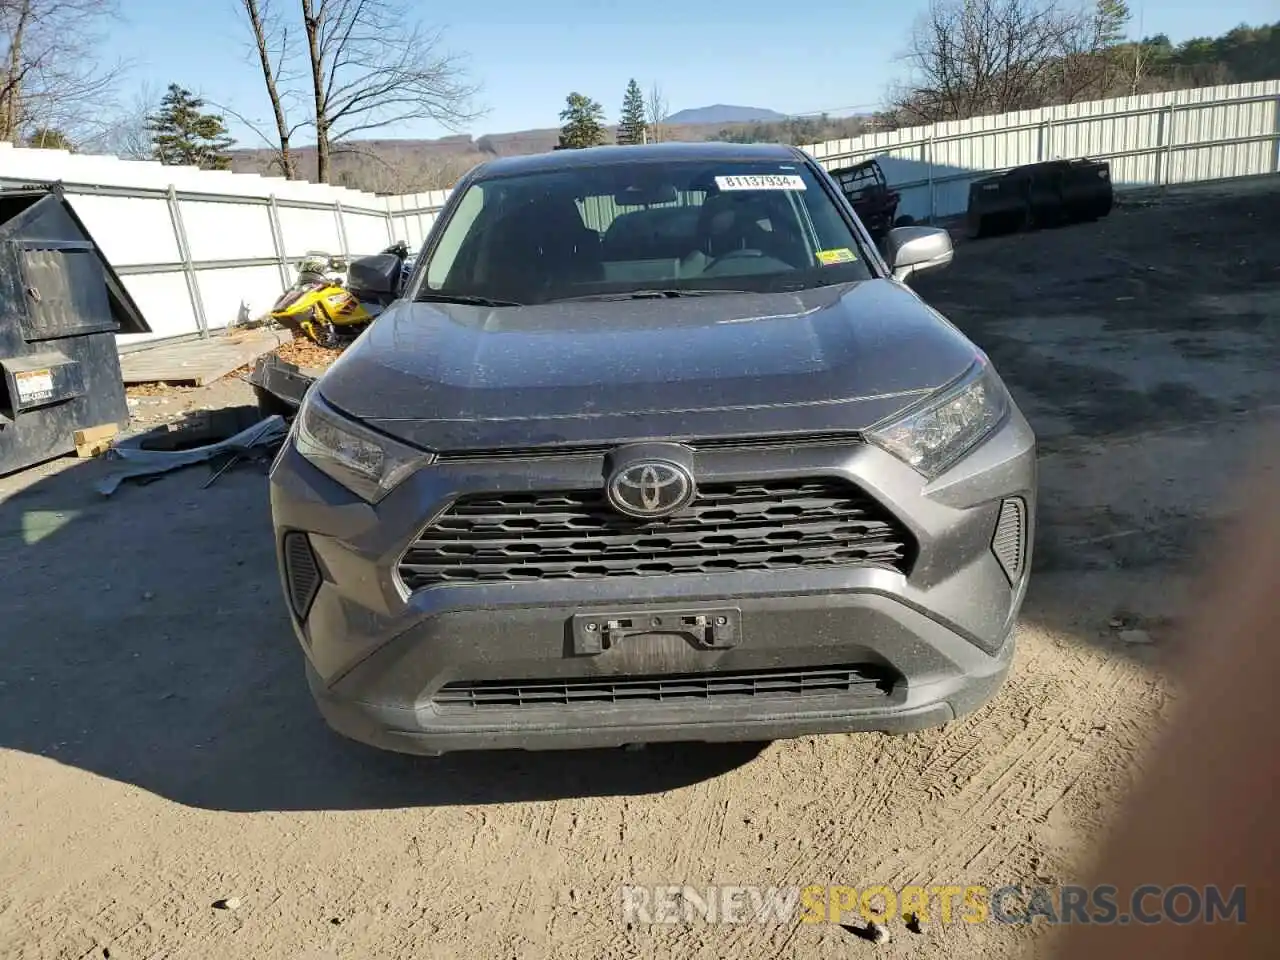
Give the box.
[347,252,403,301]
[886,226,954,283]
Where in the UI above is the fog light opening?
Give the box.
[992,497,1027,585]
[283,530,323,620]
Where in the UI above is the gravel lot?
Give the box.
[1,176,1277,960]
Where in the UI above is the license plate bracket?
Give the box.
[571,606,741,656]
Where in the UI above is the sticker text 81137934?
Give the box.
[714,174,807,192]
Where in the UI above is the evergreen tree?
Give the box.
[558,92,606,149]
[1094,0,1131,48]
[145,84,236,170]
[616,79,648,145]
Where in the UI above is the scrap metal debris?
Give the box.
[201,418,280,488]
[94,415,288,496]
[246,353,315,415]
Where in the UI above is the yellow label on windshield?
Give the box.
[816,247,857,266]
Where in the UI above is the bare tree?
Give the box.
[0,0,127,144]
[1051,0,1139,102]
[645,82,668,143]
[236,0,307,178]
[296,0,481,183]
[889,0,1097,125]
[330,143,477,192]
[81,81,157,158]
[209,96,307,177]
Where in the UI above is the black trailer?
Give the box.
[0,186,151,475]
[826,158,912,247]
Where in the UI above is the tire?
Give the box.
[894,214,916,228]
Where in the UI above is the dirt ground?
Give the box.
[1,177,1277,960]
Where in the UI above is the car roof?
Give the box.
[470,141,805,180]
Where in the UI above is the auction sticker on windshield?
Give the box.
[816,248,857,266]
[715,174,806,191]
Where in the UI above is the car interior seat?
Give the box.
[487,193,602,301]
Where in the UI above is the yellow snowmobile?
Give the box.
[269,252,372,347]
[271,243,414,346]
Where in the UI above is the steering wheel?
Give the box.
[705,248,765,270]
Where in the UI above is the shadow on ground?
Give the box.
[0,458,765,813]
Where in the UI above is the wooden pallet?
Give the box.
[118,328,290,387]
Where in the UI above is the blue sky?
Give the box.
[107,0,1276,146]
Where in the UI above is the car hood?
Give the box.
[316,279,981,451]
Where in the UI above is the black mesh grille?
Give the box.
[397,478,914,589]
[992,497,1027,584]
[283,531,322,619]
[432,663,896,711]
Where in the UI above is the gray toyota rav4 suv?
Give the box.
[269,141,1036,756]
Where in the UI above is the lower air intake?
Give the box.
[992,497,1027,584]
[283,531,322,620]
[432,663,897,711]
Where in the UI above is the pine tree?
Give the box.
[558,92,606,150]
[1094,0,1131,48]
[616,79,648,145]
[145,84,236,170]
[1091,0,1133,96]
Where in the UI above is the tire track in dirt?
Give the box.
[697,622,1169,959]
[706,732,939,956]
[875,629,1165,891]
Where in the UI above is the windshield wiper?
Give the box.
[416,292,523,307]
[552,289,753,302]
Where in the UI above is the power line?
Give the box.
[771,102,886,120]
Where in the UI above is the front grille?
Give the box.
[432,663,896,711]
[397,477,915,589]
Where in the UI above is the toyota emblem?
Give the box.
[606,460,695,519]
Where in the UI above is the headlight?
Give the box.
[294,390,434,503]
[866,359,1009,478]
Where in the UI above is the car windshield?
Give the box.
[418,157,875,306]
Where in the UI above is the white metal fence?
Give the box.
[0,79,1274,349]
[0,148,417,348]
[804,79,1280,223]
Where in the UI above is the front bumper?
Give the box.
[269,410,1037,755]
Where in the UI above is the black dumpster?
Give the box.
[1059,159,1113,222]
[0,186,150,475]
[966,171,1030,238]
[1024,160,1071,227]
[966,158,1113,238]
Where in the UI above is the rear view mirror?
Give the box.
[614,183,678,206]
[886,226,954,283]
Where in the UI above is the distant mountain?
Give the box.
[225,108,867,194]
[665,104,788,125]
